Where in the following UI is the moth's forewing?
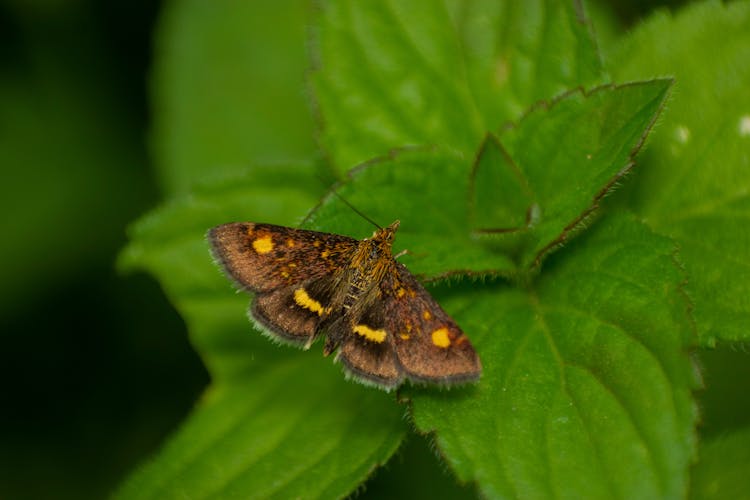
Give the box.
[208,222,357,292]
[382,264,482,384]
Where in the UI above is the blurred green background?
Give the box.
[1,1,748,498]
[0,2,208,498]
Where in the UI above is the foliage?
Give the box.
[119,0,750,498]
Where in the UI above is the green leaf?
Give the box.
[362,433,477,498]
[311,0,604,173]
[407,213,697,499]
[470,135,534,234]
[117,167,407,498]
[304,148,516,278]
[475,80,672,268]
[694,346,750,437]
[152,0,317,195]
[311,0,482,172]
[456,0,604,125]
[115,363,404,499]
[608,0,750,345]
[691,427,750,500]
[306,79,670,278]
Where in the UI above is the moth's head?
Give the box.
[370,220,400,247]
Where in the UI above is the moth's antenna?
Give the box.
[331,189,382,230]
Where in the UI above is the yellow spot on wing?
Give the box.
[253,235,274,254]
[422,310,432,320]
[353,325,387,343]
[321,249,330,258]
[399,333,410,340]
[397,288,406,298]
[431,327,451,348]
[294,288,325,316]
[286,239,296,247]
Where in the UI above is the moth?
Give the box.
[208,220,481,390]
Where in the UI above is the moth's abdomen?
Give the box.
[341,244,391,313]
[342,281,363,311]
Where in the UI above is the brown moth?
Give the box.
[208,220,481,390]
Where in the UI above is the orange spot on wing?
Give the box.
[253,235,274,254]
[431,327,451,348]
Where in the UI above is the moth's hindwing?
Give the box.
[332,299,404,389]
[382,263,482,384]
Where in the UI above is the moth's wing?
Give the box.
[251,276,339,348]
[331,299,404,390]
[382,263,481,385]
[208,222,356,347]
[208,222,358,293]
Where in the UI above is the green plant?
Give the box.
[118,1,750,498]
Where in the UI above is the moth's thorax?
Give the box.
[354,220,400,271]
[342,221,400,311]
